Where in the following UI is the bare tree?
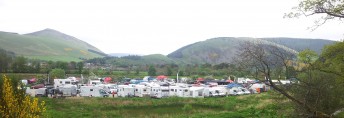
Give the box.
[234,40,338,117]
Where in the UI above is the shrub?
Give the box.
[0,75,46,118]
[223,101,236,111]
[182,104,192,112]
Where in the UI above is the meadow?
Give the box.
[41,92,293,118]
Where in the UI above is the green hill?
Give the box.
[88,37,333,65]
[167,37,298,64]
[0,29,106,61]
[110,54,175,66]
[261,37,336,54]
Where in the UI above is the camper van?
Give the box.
[228,87,244,96]
[117,85,135,97]
[208,87,227,97]
[134,85,151,97]
[58,84,78,97]
[89,79,102,85]
[189,87,204,98]
[150,86,169,98]
[249,83,267,93]
[54,79,74,89]
[79,86,109,97]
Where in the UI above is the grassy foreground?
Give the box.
[40,92,293,118]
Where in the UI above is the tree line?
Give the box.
[0,48,84,74]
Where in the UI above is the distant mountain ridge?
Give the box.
[261,37,335,54]
[0,28,106,61]
[0,28,335,64]
[167,37,335,64]
[108,53,143,57]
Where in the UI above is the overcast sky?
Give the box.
[0,0,343,55]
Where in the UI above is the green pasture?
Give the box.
[41,92,292,118]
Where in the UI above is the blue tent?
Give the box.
[226,83,243,88]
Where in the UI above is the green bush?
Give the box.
[223,101,236,111]
[182,104,192,112]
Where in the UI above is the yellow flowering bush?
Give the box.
[0,75,46,118]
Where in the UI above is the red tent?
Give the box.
[196,78,204,82]
[104,77,112,83]
[226,79,233,83]
[31,84,44,89]
[156,75,168,80]
[28,78,37,84]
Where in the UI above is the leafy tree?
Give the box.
[179,70,184,76]
[55,61,68,71]
[29,60,41,73]
[166,67,173,76]
[69,61,77,70]
[236,41,344,117]
[297,49,318,64]
[77,62,84,74]
[285,0,344,30]
[49,68,65,79]
[135,68,140,75]
[148,65,156,76]
[0,49,13,73]
[0,75,46,117]
[12,56,28,73]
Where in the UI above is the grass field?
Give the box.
[41,92,293,118]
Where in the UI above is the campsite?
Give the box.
[19,75,293,117]
[1,0,344,117]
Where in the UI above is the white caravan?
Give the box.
[54,79,73,89]
[79,86,109,97]
[238,87,251,94]
[208,87,227,97]
[117,85,135,97]
[168,86,191,97]
[189,87,204,98]
[58,84,78,97]
[104,84,118,94]
[249,83,267,93]
[89,80,102,85]
[228,87,244,96]
[134,85,151,97]
[150,86,169,98]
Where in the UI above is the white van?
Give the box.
[79,86,109,97]
[150,86,169,98]
[59,84,77,97]
[228,87,244,96]
[134,85,151,97]
[117,85,135,97]
[189,87,204,98]
[208,87,226,97]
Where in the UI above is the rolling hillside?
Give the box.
[110,54,176,66]
[0,29,106,61]
[167,37,335,64]
[91,37,333,65]
[261,37,335,54]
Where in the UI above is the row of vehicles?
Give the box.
[25,77,266,98]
